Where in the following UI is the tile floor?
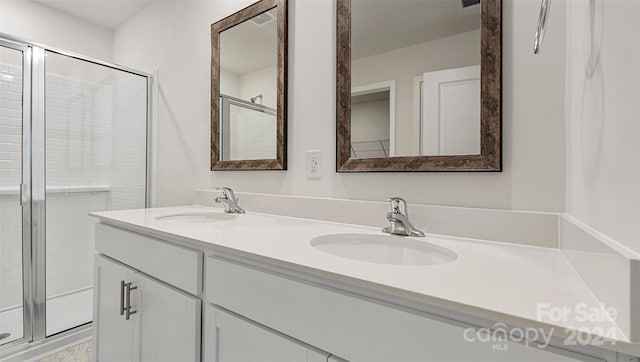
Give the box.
[37,341,92,362]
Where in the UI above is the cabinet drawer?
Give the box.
[203,305,329,362]
[206,256,603,362]
[96,223,201,295]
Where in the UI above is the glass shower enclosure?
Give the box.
[0,35,152,351]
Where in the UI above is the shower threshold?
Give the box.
[0,288,93,345]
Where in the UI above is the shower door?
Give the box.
[0,40,31,348]
[41,50,149,337]
[0,34,151,352]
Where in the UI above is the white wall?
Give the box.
[351,98,390,143]
[351,97,391,158]
[0,0,113,61]
[352,30,480,156]
[240,65,277,110]
[565,0,640,254]
[113,0,566,212]
[221,65,277,109]
[220,69,241,98]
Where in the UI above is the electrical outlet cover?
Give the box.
[306,150,322,179]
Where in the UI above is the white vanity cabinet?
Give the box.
[204,305,331,362]
[135,272,201,362]
[94,255,136,362]
[93,224,202,362]
[92,219,632,362]
[205,256,609,362]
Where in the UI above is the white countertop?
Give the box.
[91,205,639,356]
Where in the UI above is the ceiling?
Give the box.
[28,0,479,65]
[29,0,277,75]
[219,8,278,75]
[33,0,153,29]
[351,0,481,60]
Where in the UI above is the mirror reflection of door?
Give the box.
[350,0,481,158]
[418,65,480,156]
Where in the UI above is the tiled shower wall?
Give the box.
[0,63,27,310]
[0,63,22,189]
[0,63,147,310]
[44,73,112,304]
[110,74,147,210]
[229,106,276,160]
[45,75,112,187]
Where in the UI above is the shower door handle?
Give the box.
[19,183,27,206]
[124,282,138,320]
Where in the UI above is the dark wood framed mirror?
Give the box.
[211,0,287,170]
[336,0,501,172]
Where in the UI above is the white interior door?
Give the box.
[422,65,481,156]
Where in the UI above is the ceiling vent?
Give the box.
[250,11,275,27]
[459,0,481,17]
[461,0,481,8]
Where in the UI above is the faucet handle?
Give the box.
[386,197,408,215]
[214,187,234,199]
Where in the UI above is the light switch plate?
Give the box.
[306,150,322,179]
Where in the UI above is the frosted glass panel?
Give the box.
[0,45,24,346]
[44,51,147,336]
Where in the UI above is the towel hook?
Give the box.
[533,0,551,54]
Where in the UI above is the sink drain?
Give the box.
[0,333,10,341]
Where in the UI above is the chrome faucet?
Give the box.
[214,187,245,214]
[382,197,425,237]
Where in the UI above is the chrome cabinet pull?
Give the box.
[124,282,138,320]
[120,280,126,316]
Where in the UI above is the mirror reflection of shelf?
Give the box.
[350,139,390,158]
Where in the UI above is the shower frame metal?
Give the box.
[0,33,154,355]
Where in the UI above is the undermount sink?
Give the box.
[154,211,236,223]
[310,233,457,266]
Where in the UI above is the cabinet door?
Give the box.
[328,356,349,362]
[204,305,329,362]
[94,255,135,362]
[134,273,201,362]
